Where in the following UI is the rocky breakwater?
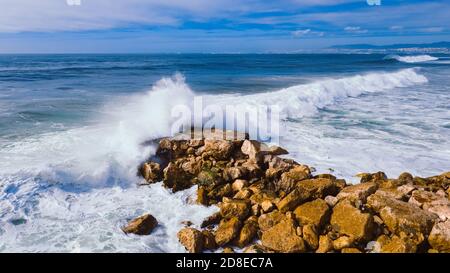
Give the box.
[123,130,450,253]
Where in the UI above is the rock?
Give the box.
[241,160,262,179]
[380,235,416,253]
[220,199,250,220]
[222,247,235,253]
[202,230,217,250]
[294,199,330,229]
[324,195,339,207]
[177,228,204,253]
[277,166,311,193]
[243,244,274,253]
[233,189,253,200]
[201,212,222,228]
[428,220,450,252]
[197,186,208,205]
[260,200,275,213]
[231,179,248,192]
[332,236,354,250]
[268,145,289,156]
[367,193,438,236]
[261,219,306,253]
[140,162,162,183]
[297,178,340,199]
[208,184,233,202]
[409,189,448,208]
[336,182,378,203]
[223,167,248,182]
[234,216,258,248]
[197,168,224,191]
[241,140,266,161]
[122,214,158,235]
[341,248,362,253]
[251,204,261,216]
[276,188,311,213]
[330,200,375,242]
[163,162,193,191]
[398,172,414,183]
[303,224,319,250]
[249,190,278,205]
[181,220,193,227]
[203,139,235,160]
[258,210,287,231]
[180,157,202,175]
[316,235,333,253]
[215,217,242,246]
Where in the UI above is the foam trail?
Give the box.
[385,54,439,63]
[208,68,428,119]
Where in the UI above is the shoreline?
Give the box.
[121,129,450,253]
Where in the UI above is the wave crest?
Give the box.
[384,54,439,63]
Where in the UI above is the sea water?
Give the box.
[0,53,449,252]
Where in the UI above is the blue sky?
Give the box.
[0,0,449,53]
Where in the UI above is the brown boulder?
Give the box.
[380,235,416,253]
[202,230,217,250]
[201,212,222,228]
[122,214,158,235]
[215,217,242,246]
[297,178,340,199]
[336,182,378,203]
[220,199,250,220]
[341,248,362,253]
[316,235,333,253]
[367,193,437,236]
[277,166,311,193]
[223,167,248,182]
[243,244,275,253]
[177,228,204,253]
[261,219,306,253]
[231,179,248,192]
[203,139,235,160]
[302,224,319,250]
[276,188,311,213]
[140,162,162,183]
[294,199,330,229]
[332,236,354,250]
[234,216,259,248]
[163,162,193,191]
[428,220,450,252]
[258,210,287,231]
[330,200,375,242]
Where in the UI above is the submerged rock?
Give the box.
[122,214,158,235]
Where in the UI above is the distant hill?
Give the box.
[330,41,450,50]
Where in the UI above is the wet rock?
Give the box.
[294,199,330,229]
[316,235,333,253]
[367,193,437,236]
[122,214,158,235]
[331,200,375,242]
[220,199,250,220]
[177,227,204,253]
[215,217,242,246]
[140,162,162,183]
[336,182,378,203]
[303,224,319,250]
[201,212,222,228]
[428,220,450,252]
[261,219,306,253]
[202,230,217,250]
[258,210,287,231]
[277,166,311,193]
[234,216,258,248]
[163,162,193,192]
[197,186,208,205]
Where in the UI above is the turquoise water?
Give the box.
[0,53,449,252]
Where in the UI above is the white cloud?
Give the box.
[292,29,325,38]
[344,26,368,34]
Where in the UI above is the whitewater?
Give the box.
[1,55,449,252]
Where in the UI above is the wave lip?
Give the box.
[385,54,439,63]
[211,68,429,119]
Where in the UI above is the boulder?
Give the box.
[243,244,274,253]
[302,224,319,250]
[220,199,250,220]
[316,235,333,253]
[276,188,311,213]
[258,210,287,231]
[231,179,248,192]
[197,186,208,205]
[261,219,306,253]
[223,167,248,182]
[122,214,158,235]
[297,178,340,199]
[222,247,235,253]
[428,220,450,252]
[367,193,438,236]
[336,182,378,203]
[332,236,354,250]
[163,162,193,191]
[140,162,162,183]
[276,166,311,193]
[234,216,259,248]
[201,212,222,228]
[177,228,204,253]
[202,230,217,250]
[294,199,330,229]
[233,189,253,200]
[197,168,224,191]
[203,139,235,160]
[341,248,362,253]
[324,195,339,207]
[330,200,375,242]
[241,140,266,161]
[380,235,416,253]
[215,217,242,246]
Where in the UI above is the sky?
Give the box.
[0,0,449,53]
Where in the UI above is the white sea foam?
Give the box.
[385,54,439,63]
[0,68,439,252]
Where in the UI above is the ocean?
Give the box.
[0,53,449,252]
